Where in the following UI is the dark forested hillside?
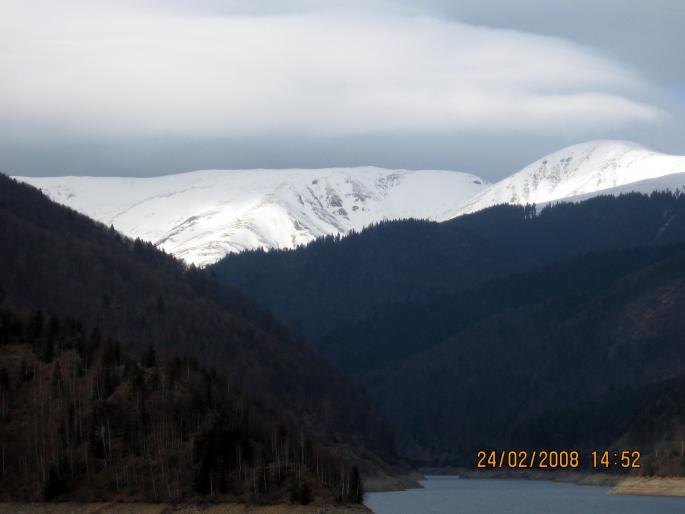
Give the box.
[449,193,685,263]
[0,175,395,479]
[210,191,685,468]
[212,193,685,344]
[366,246,685,464]
[320,244,685,374]
[11,168,685,478]
[211,218,523,339]
[0,307,362,503]
[616,375,685,477]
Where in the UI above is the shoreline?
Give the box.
[421,467,621,487]
[610,476,685,497]
[363,470,425,493]
[417,468,685,498]
[0,503,372,514]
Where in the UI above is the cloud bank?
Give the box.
[0,1,665,139]
[0,0,685,180]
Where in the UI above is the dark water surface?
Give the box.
[365,476,685,514]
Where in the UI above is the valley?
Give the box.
[5,141,685,507]
[5,1,685,511]
[212,192,685,471]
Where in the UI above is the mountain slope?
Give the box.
[211,219,525,340]
[318,244,683,374]
[0,174,395,465]
[212,192,685,342]
[447,141,685,217]
[540,172,685,208]
[16,168,486,266]
[209,191,685,467]
[0,307,362,503]
[367,245,685,464]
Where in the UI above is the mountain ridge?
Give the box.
[14,140,685,266]
[16,167,486,266]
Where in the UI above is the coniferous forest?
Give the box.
[213,192,685,470]
[0,307,362,503]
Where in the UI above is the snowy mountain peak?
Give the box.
[448,140,685,217]
[16,167,487,266]
[15,141,685,266]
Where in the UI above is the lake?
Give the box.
[365,476,685,514]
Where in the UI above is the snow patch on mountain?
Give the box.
[17,167,487,266]
[538,172,685,207]
[444,141,685,219]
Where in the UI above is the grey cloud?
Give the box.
[132,0,685,88]
[5,112,685,181]
[406,0,685,87]
[1,0,684,180]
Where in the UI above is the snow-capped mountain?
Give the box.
[444,141,685,218]
[15,141,685,266]
[16,167,487,266]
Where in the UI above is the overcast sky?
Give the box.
[1,0,684,180]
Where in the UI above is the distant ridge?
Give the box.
[16,168,486,266]
[15,141,685,265]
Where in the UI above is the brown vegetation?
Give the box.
[0,307,362,504]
